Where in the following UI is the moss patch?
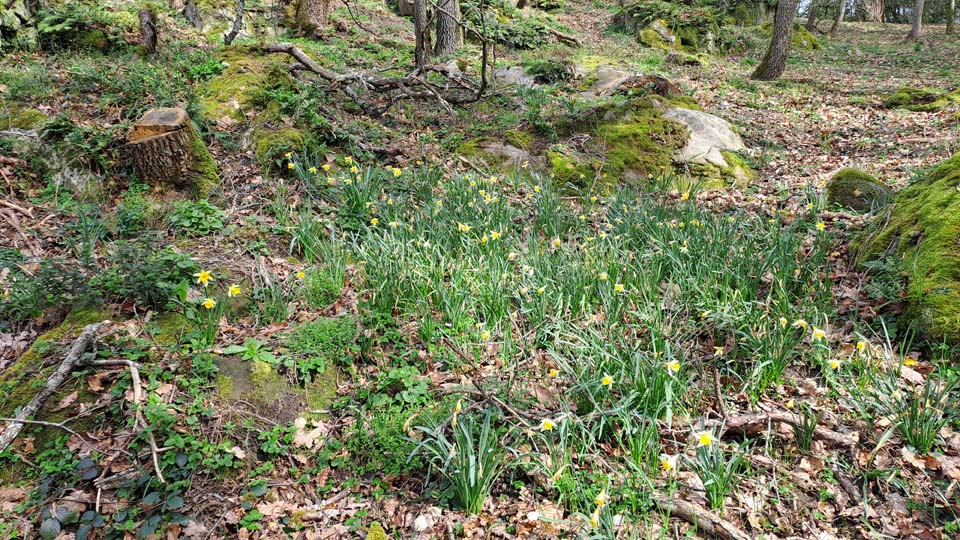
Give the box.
[547,148,596,186]
[860,153,960,340]
[198,46,290,125]
[759,23,820,50]
[827,168,890,212]
[254,128,305,165]
[0,107,46,129]
[148,312,192,346]
[587,98,688,181]
[882,86,960,112]
[187,121,220,196]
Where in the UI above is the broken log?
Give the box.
[0,321,109,454]
[126,107,218,191]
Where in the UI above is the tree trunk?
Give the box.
[752,0,798,81]
[829,0,845,36]
[126,108,218,191]
[947,0,955,34]
[296,0,332,36]
[909,0,923,39]
[413,0,431,69]
[859,0,884,21]
[806,0,821,31]
[434,0,461,56]
[183,0,203,30]
[224,0,244,45]
[139,8,157,53]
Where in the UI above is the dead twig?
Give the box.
[0,321,109,454]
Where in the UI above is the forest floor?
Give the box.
[1,1,960,539]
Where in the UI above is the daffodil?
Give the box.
[812,327,826,341]
[903,357,918,367]
[856,341,866,352]
[551,237,562,248]
[547,368,560,378]
[601,374,613,388]
[598,272,608,281]
[695,430,715,447]
[296,271,306,280]
[480,330,491,340]
[322,163,331,171]
[816,222,826,231]
[664,360,680,373]
[660,453,679,473]
[533,185,541,193]
[680,190,690,201]
[594,489,608,507]
[370,218,379,226]
[343,156,353,164]
[194,270,212,285]
[457,222,472,233]
[536,286,545,295]
[828,358,841,370]
[779,317,788,328]
[480,235,488,245]
[392,167,402,177]
[792,319,808,329]
[613,283,624,293]
[202,298,216,310]
[490,231,501,240]
[350,166,358,174]
[287,162,295,170]
[540,418,555,431]
[454,399,462,414]
[589,507,600,528]
[507,251,518,261]
[227,284,241,297]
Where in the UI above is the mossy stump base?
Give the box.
[126,107,218,191]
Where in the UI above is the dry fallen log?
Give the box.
[705,411,859,447]
[126,107,218,190]
[0,321,109,454]
[652,494,753,540]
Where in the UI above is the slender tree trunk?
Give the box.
[860,0,884,21]
[752,0,798,81]
[909,0,924,39]
[806,0,821,31]
[434,0,461,56]
[413,0,431,69]
[830,0,846,36]
[947,0,955,34]
[183,0,203,30]
[224,0,244,45]
[296,0,332,36]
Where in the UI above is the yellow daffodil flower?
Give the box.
[392,167,402,177]
[370,217,379,226]
[660,453,679,473]
[540,418,555,431]
[812,327,826,341]
[457,222,471,232]
[322,163,331,171]
[665,360,680,373]
[598,272,608,281]
[828,358,841,369]
[589,507,600,528]
[903,357,918,367]
[695,430,715,447]
[792,319,808,329]
[194,270,212,285]
[601,374,613,388]
[816,222,826,231]
[201,298,216,310]
[594,489,608,507]
[856,341,866,352]
[490,231,501,240]
[548,368,560,378]
[614,283,624,293]
[287,162,295,170]
[308,166,318,174]
[227,284,241,297]
[779,317,788,327]
[536,286,545,295]
[343,156,352,164]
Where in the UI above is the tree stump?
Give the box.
[126,108,219,192]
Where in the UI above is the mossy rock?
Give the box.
[198,46,291,126]
[638,20,677,50]
[882,86,960,112]
[254,128,305,165]
[859,153,960,341]
[456,137,532,170]
[758,23,821,51]
[547,148,596,186]
[147,312,193,346]
[826,168,890,212]
[0,107,46,129]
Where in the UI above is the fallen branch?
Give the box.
[0,321,109,454]
[547,27,582,46]
[705,411,858,447]
[652,494,753,540]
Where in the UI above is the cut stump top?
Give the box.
[129,107,190,143]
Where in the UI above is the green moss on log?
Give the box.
[254,128,305,165]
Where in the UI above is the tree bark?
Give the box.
[183,0,203,30]
[859,0,884,21]
[806,0,821,31]
[829,0,846,36]
[947,0,955,34]
[413,0,431,69]
[434,0,461,56]
[126,108,217,190]
[752,0,798,81]
[224,0,244,45]
[909,0,924,39]
[139,8,157,53]
[296,0,332,36]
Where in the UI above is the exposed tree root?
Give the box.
[651,494,753,540]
